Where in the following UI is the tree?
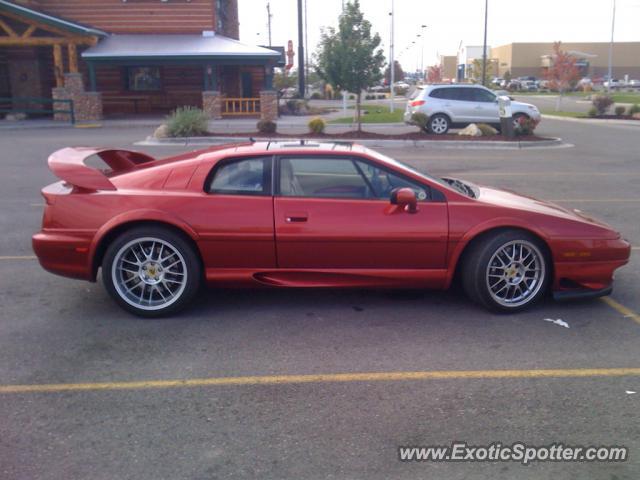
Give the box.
[470,59,492,86]
[544,41,580,111]
[426,65,442,83]
[384,60,404,84]
[503,70,512,83]
[315,0,385,131]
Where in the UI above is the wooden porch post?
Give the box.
[67,43,78,73]
[53,44,64,87]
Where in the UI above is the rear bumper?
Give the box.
[32,231,94,281]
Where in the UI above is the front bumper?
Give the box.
[32,230,94,281]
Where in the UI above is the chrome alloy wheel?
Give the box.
[485,240,545,308]
[430,116,448,134]
[111,237,188,311]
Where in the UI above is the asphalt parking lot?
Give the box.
[1,118,639,479]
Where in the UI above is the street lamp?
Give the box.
[481,0,488,86]
[420,24,427,79]
[607,0,616,92]
[389,0,395,113]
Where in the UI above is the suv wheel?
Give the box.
[429,114,450,135]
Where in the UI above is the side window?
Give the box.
[279,157,371,199]
[207,156,271,195]
[429,88,445,99]
[472,88,496,103]
[354,160,430,201]
[442,88,462,101]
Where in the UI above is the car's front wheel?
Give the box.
[462,230,549,312]
[428,114,450,134]
[102,226,202,317]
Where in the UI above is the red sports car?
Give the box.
[33,142,630,317]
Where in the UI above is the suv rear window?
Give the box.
[429,88,461,100]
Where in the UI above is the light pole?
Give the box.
[389,0,395,113]
[607,0,616,92]
[481,0,488,86]
[297,0,305,98]
[420,24,427,80]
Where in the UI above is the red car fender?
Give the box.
[444,216,551,289]
[88,209,200,278]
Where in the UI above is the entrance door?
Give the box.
[241,72,252,98]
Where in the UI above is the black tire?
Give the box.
[102,226,202,317]
[428,114,450,135]
[461,230,549,313]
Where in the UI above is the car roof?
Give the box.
[195,140,369,161]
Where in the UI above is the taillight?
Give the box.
[410,100,425,107]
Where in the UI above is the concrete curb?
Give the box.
[137,136,568,150]
[542,114,640,126]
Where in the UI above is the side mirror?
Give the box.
[390,187,418,213]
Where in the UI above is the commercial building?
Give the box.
[491,42,640,79]
[0,0,283,122]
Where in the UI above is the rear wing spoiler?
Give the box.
[48,147,156,191]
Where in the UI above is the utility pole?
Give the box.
[481,0,488,86]
[266,2,272,46]
[297,0,305,98]
[389,0,395,113]
[607,0,616,92]
[304,0,309,97]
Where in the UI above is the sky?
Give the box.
[239,0,640,71]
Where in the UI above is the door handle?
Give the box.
[285,213,308,223]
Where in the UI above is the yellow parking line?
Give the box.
[1,368,640,394]
[0,255,36,260]
[601,297,640,326]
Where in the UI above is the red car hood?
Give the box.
[476,185,615,230]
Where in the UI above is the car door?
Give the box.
[468,88,499,123]
[273,154,448,276]
[442,87,476,123]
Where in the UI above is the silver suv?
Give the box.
[404,84,541,134]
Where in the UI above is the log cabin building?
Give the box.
[0,0,283,121]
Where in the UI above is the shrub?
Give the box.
[587,106,598,117]
[514,116,538,136]
[628,104,640,116]
[307,117,326,134]
[614,105,626,116]
[310,92,323,100]
[411,112,430,131]
[592,94,614,115]
[476,123,498,136]
[166,106,208,137]
[256,119,277,134]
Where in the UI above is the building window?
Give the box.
[127,67,162,91]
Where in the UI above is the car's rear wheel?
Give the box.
[102,226,201,317]
[428,114,450,135]
[462,230,549,312]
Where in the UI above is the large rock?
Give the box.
[154,124,170,139]
[458,123,482,137]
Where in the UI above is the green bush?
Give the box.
[628,104,640,116]
[592,94,614,115]
[411,112,430,131]
[166,106,208,137]
[310,92,323,100]
[614,105,626,116]
[476,123,498,136]
[307,117,326,134]
[257,119,277,134]
[587,106,598,117]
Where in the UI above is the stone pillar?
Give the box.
[259,90,278,122]
[51,73,102,123]
[202,90,223,119]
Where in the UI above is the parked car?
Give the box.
[491,77,503,87]
[404,84,541,134]
[33,143,630,316]
[628,79,640,88]
[603,79,624,89]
